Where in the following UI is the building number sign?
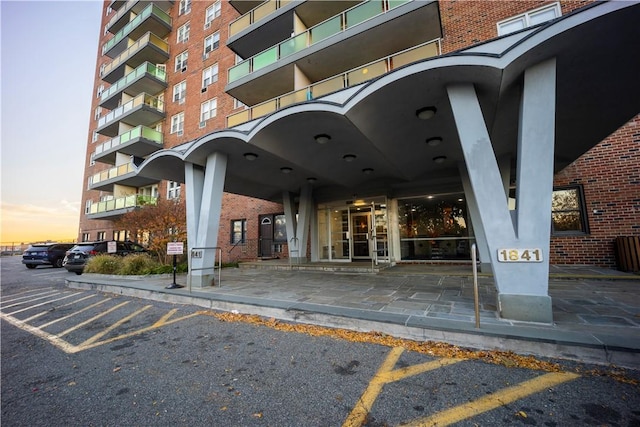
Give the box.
[497,248,543,263]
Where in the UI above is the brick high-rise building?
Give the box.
[79,0,638,316]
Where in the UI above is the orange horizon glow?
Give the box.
[1,201,79,245]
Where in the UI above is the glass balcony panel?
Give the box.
[227,110,250,127]
[346,1,384,29]
[253,47,278,72]
[280,32,307,58]
[279,88,308,108]
[101,33,169,79]
[392,41,439,68]
[103,4,171,55]
[229,61,251,82]
[254,1,276,22]
[115,197,126,209]
[229,14,251,37]
[312,76,345,98]
[309,15,341,45]
[348,60,387,85]
[253,99,277,118]
[388,0,411,11]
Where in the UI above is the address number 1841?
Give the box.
[497,248,543,263]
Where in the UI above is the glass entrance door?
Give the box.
[350,212,371,259]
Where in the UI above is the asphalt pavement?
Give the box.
[65,261,640,369]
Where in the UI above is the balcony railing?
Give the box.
[101,62,166,104]
[97,93,164,128]
[94,125,163,157]
[228,0,293,38]
[89,195,157,215]
[227,38,439,127]
[102,3,171,56]
[100,32,169,79]
[228,0,411,84]
[106,0,141,32]
[90,163,135,187]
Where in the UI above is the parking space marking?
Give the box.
[343,347,580,427]
[0,289,59,308]
[343,347,463,427]
[0,289,200,354]
[403,371,580,426]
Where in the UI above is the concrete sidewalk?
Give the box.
[65,263,640,369]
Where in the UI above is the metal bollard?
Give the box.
[472,243,480,328]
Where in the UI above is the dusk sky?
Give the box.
[1,1,103,244]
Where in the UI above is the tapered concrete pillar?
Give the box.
[283,184,313,263]
[447,58,556,323]
[185,153,227,288]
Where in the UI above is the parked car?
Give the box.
[22,243,76,269]
[63,241,148,275]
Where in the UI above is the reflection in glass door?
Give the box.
[351,212,371,259]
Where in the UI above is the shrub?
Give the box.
[119,253,159,275]
[85,255,122,274]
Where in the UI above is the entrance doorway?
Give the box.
[351,212,372,259]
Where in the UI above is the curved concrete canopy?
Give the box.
[139,1,639,203]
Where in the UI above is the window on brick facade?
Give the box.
[167,181,181,199]
[233,97,246,110]
[205,2,221,28]
[85,200,91,214]
[97,231,106,241]
[200,98,217,123]
[497,3,561,36]
[179,0,191,15]
[177,22,190,43]
[551,186,588,234]
[96,84,104,98]
[171,112,184,135]
[175,51,188,72]
[204,32,220,55]
[173,80,187,104]
[82,233,90,242]
[231,219,247,244]
[202,64,219,88]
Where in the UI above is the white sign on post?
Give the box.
[107,241,117,254]
[167,242,184,255]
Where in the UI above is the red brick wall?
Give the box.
[550,115,640,267]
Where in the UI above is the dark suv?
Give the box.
[63,241,148,275]
[22,243,76,269]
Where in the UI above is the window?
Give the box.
[113,230,128,241]
[231,219,247,244]
[202,64,218,88]
[96,84,104,98]
[85,200,91,214]
[497,3,561,36]
[233,97,246,110]
[82,233,90,242]
[274,214,287,242]
[205,1,221,27]
[175,51,188,72]
[94,106,101,120]
[179,0,191,15]
[200,98,217,123]
[139,184,159,198]
[92,131,98,143]
[173,80,187,104]
[551,186,588,234]
[89,153,96,166]
[204,32,220,55]
[167,181,181,199]
[97,231,106,241]
[177,22,190,43]
[171,112,184,135]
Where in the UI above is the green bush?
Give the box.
[84,255,122,274]
[119,253,159,275]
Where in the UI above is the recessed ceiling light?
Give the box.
[307,177,317,183]
[243,153,258,160]
[280,167,292,173]
[362,168,374,174]
[314,134,331,144]
[426,137,442,147]
[343,154,357,162]
[433,156,447,164]
[416,106,437,120]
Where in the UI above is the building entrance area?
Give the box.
[317,197,388,262]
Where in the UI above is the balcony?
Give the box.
[90,162,158,192]
[100,32,169,84]
[93,125,163,165]
[226,0,441,106]
[108,0,127,11]
[228,0,362,58]
[103,3,172,59]
[229,0,263,15]
[96,93,165,137]
[227,39,440,127]
[107,0,174,34]
[100,62,167,110]
[87,195,157,220]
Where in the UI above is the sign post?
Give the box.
[166,242,184,289]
